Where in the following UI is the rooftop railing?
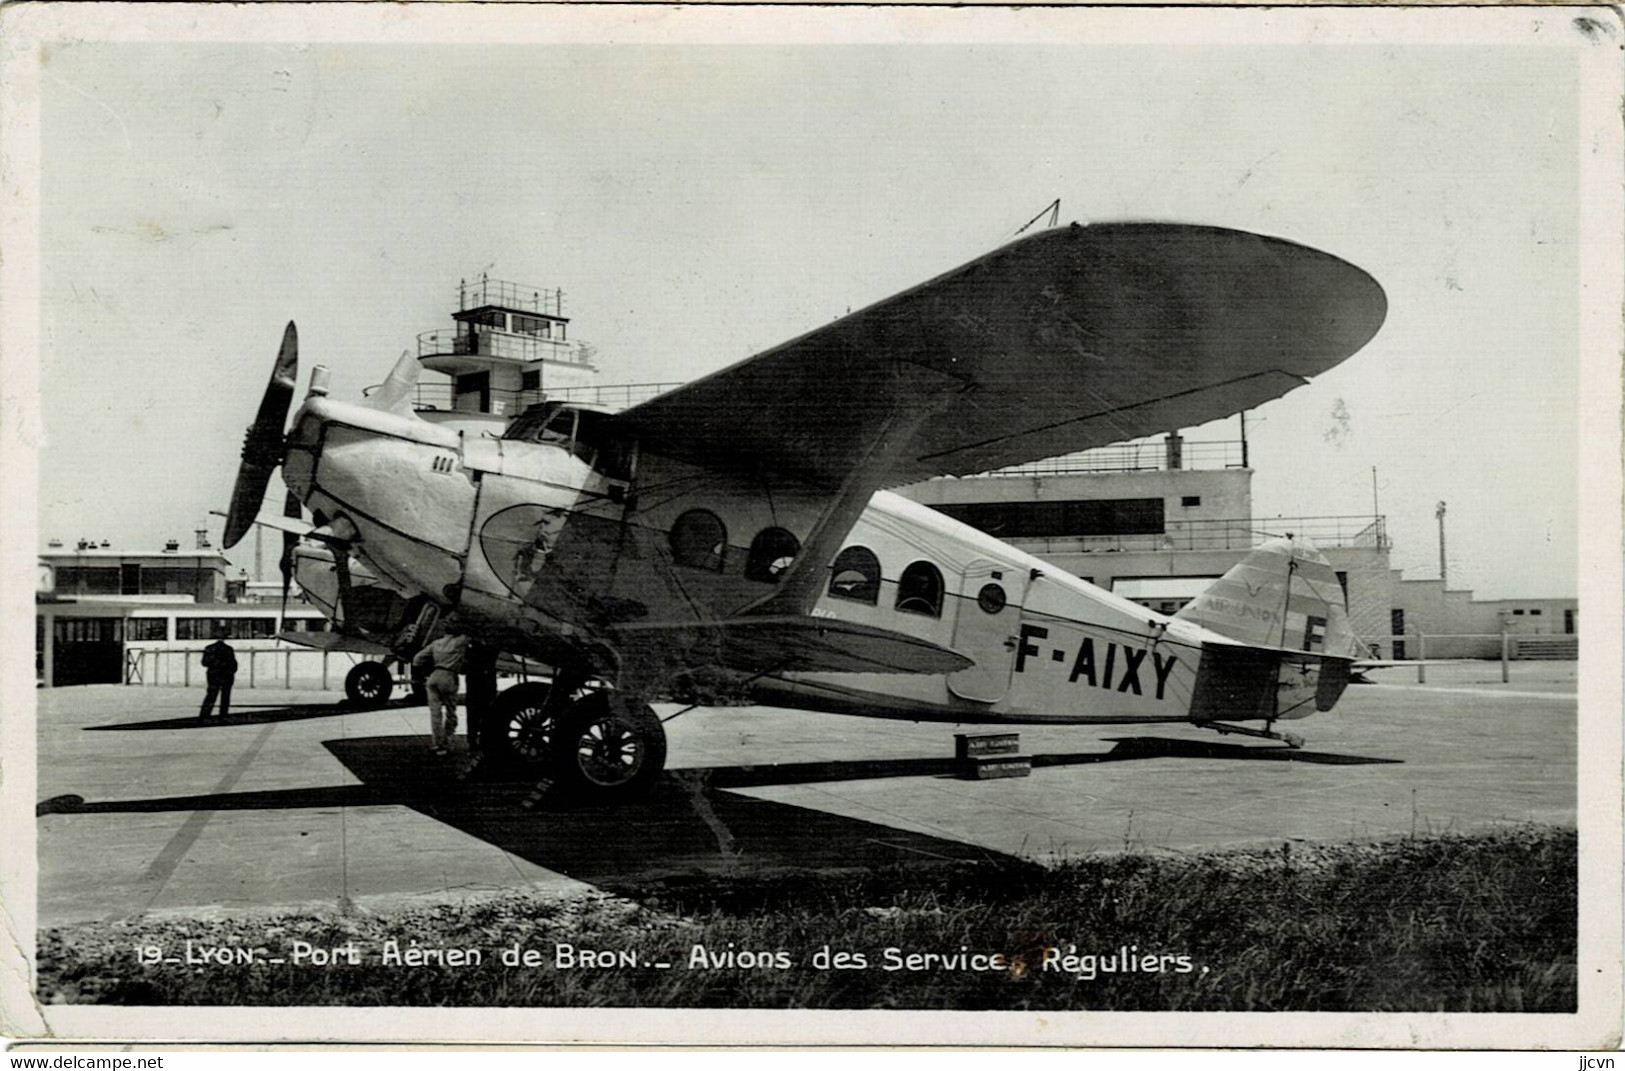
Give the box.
[545,382,685,410]
[1008,514,1388,554]
[978,439,1246,477]
[409,383,548,417]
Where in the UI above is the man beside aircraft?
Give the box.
[412,623,470,755]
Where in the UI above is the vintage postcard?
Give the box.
[1,1,1619,1050]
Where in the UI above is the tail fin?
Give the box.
[1177,538,1356,719]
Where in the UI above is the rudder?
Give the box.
[1176,538,1355,719]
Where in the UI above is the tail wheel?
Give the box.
[345,661,394,708]
[549,692,666,799]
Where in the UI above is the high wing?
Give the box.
[276,629,393,657]
[615,222,1386,489]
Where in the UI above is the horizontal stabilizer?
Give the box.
[615,615,974,676]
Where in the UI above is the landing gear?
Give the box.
[547,692,667,799]
[345,660,394,708]
[483,674,667,801]
[1206,721,1305,749]
[491,680,561,765]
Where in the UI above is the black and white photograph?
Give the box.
[2,2,1620,1050]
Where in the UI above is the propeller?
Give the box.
[223,322,298,550]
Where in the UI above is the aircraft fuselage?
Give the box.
[283,393,1321,727]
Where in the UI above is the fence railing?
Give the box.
[127,644,372,690]
[125,644,551,691]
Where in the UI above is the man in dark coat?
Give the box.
[199,628,238,719]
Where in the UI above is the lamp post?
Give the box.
[1436,501,1448,586]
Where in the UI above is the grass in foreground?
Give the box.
[37,825,1575,1011]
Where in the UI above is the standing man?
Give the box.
[199,626,238,719]
[460,638,500,778]
[412,623,469,756]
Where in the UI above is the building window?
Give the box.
[176,618,276,641]
[1181,496,1201,507]
[284,618,332,633]
[670,510,727,573]
[521,371,540,392]
[935,498,1164,538]
[895,561,945,618]
[127,619,169,641]
[1530,609,1542,616]
[828,546,881,604]
[1513,609,1525,616]
[54,618,123,643]
[746,527,800,582]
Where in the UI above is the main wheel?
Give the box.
[491,681,560,766]
[345,661,394,708]
[548,692,667,799]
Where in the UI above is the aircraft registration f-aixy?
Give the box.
[223,222,1387,799]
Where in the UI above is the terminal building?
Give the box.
[36,276,1576,686]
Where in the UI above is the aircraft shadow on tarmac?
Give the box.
[83,698,419,732]
[36,732,1397,891]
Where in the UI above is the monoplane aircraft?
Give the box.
[222,222,1386,799]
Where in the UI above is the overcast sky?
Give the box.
[31,10,1596,599]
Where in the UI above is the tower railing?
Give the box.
[457,278,563,317]
[416,329,593,366]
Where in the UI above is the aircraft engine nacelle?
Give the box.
[283,395,477,605]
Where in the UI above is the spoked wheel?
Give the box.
[492,681,560,766]
[345,661,394,708]
[548,692,667,800]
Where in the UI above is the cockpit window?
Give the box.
[539,408,576,446]
[503,403,635,482]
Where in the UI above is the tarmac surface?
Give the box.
[35,662,1577,928]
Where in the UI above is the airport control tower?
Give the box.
[411,275,600,435]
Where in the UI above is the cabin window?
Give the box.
[895,561,945,618]
[746,527,800,583]
[670,510,727,573]
[828,546,881,604]
[976,583,1007,615]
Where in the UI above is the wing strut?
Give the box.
[741,362,965,618]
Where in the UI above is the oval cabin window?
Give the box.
[746,527,801,583]
[895,560,945,618]
[828,546,881,604]
[670,509,727,572]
